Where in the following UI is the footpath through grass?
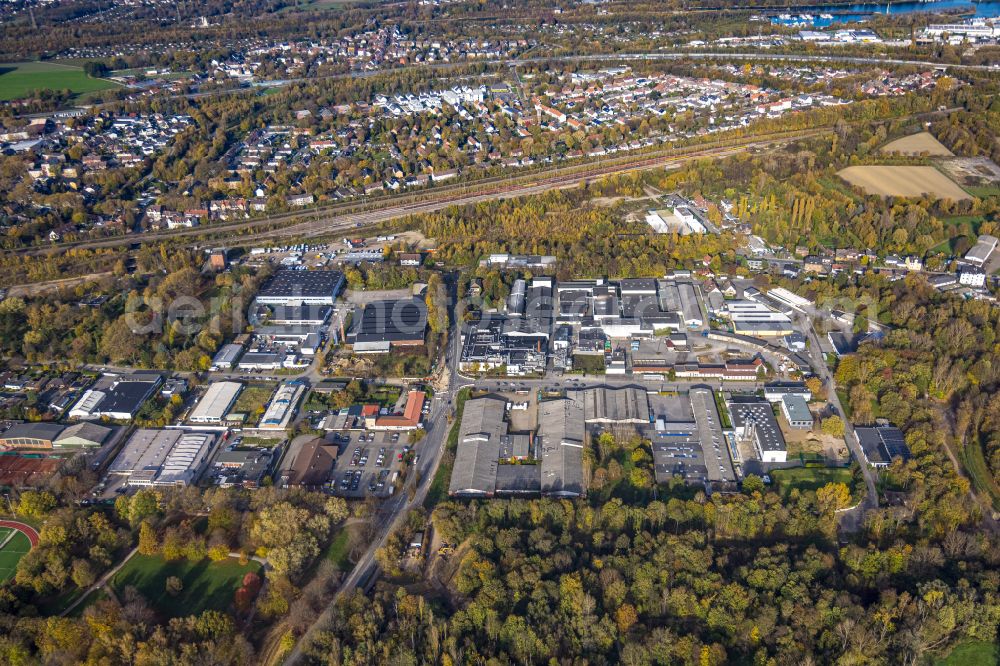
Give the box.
[0,61,120,101]
[111,554,261,618]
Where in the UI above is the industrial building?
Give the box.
[449,396,507,497]
[459,316,548,376]
[764,382,812,402]
[69,372,162,421]
[212,344,244,369]
[650,388,736,485]
[576,386,650,424]
[108,429,218,486]
[253,304,332,326]
[0,423,65,450]
[965,234,998,267]
[188,381,243,424]
[724,300,795,337]
[53,422,113,449]
[212,448,274,489]
[255,269,345,306]
[729,396,787,463]
[689,387,736,483]
[537,398,586,497]
[352,298,428,352]
[259,381,305,430]
[856,423,911,467]
[780,394,813,429]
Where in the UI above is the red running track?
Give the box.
[0,520,39,547]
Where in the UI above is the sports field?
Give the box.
[0,527,32,581]
[880,132,954,157]
[838,165,970,201]
[0,61,120,101]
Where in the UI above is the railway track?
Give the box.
[11,127,827,258]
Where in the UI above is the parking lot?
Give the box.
[327,429,412,498]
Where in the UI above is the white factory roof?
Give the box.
[188,381,243,423]
[260,382,305,429]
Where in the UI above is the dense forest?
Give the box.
[303,485,998,665]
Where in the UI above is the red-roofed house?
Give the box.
[374,390,426,431]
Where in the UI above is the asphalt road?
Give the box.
[281,276,463,666]
[798,313,879,530]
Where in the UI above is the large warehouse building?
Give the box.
[964,234,998,267]
[255,270,345,306]
[449,396,507,497]
[352,298,429,352]
[108,429,218,486]
[188,381,243,424]
[69,373,162,421]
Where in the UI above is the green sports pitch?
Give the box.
[0,61,120,102]
[0,527,31,581]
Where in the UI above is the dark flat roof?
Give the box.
[355,298,428,343]
[1,422,64,442]
[258,270,345,300]
[495,464,541,493]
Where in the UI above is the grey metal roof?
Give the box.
[495,464,541,494]
[538,398,585,497]
[1,422,64,442]
[576,386,650,423]
[449,397,506,496]
[53,422,111,447]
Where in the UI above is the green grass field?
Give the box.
[961,441,1000,512]
[111,555,261,618]
[0,61,120,101]
[0,528,31,581]
[325,527,354,570]
[231,384,277,420]
[770,467,855,498]
[935,640,998,665]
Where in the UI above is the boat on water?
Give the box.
[820,13,834,20]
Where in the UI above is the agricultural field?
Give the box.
[837,165,970,201]
[879,131,953,157]
[0,61,120,101]
[111,554,261,618]
[0,527,32,581]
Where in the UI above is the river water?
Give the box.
[769,1,1000,27]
